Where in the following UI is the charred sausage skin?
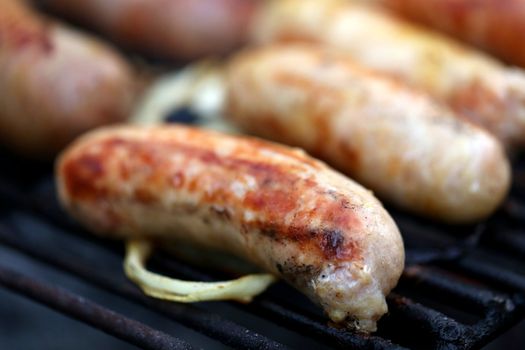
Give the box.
[225,45,511,223]
[56,124,404,332]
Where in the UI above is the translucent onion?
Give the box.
[124,239,277,303]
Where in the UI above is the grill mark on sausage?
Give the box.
[319,229,346,259]
[63,136,303,200]
[62,134,363,262]
[255,221,360,261]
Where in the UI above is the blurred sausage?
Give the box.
[252,0,525,149]
[56,124,404,332]
[376,0,525,68]
[0,0,136,158]
[226,45,511,223]
[40,0,260,61]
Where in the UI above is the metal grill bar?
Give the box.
[1,160,525,349]
[503,197,525,222]
[453,258,525,291]
[246,298,406,350]
[141,236,525,350]
[152,250,406,349]
[402,266,505,313]
[482,228,525,258]
[382,294,471,350]
[0,264,193,350]
[0,222,290,350]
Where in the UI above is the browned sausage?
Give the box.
[40,0,260,61]
[225,44,511,223]
[252,0,525,149]
[56,124,405,332]
[0,0,136,158]
[376,0,525,68]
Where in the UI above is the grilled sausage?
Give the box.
[40,0,260,61]
[56,124,405,332]
[376,0,525,68]
[0,0,136,158]
[251,0,525,149]
[225,45,511,223]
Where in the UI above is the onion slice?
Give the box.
[124,239,277,303]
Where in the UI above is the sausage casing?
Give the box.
[41,0,259,61]
[56,124,404,332]
[225,45,511,223]
[0,0,136,157]
[251,0,525,149]
[376,0,525,68]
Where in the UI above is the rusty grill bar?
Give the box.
[0,264,194,350]
[0,145,524,349]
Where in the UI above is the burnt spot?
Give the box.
[340,198,353,210]
[259,225,279,240]
[326,189,339,200]
[275,263,284,274]
[319,229,345,259]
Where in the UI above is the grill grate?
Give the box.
[0,147,524,349]
[0,263,193,350]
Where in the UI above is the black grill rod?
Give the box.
[450,257,525,292]
[0,223,290,350]
[150,247,408,350]
[467,295,525,350]
[150,243,519,350]
[401,265,508,313]
[402,223,485,266]
[0,264,194,350]
[0,219,400,350]
[247,297,408,350]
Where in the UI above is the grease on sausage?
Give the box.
[225,45,511,223]
[56,124,404,332]
[251,0,525,149]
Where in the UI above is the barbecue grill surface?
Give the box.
[0,116,524,349]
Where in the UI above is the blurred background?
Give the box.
[1,0,525,349]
